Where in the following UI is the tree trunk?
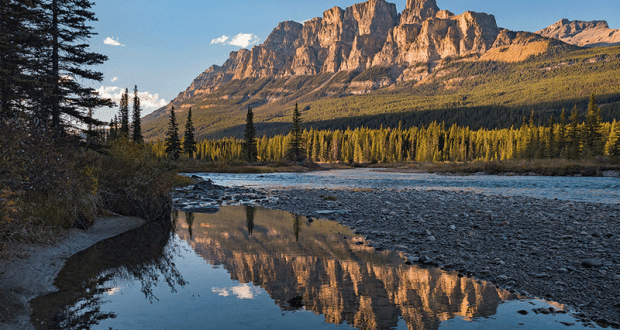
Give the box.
[51,0,60,130]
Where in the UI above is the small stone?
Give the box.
[582,258,603,268]
[557,268,568,274]
[517,310,528,315]
[449,225,456,230]
[613,275,620,281]
[428,235,436,241]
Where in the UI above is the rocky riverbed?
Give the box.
[173,179,620,328]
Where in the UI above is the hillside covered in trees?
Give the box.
[151,95,620,166]
[143,45,620,141]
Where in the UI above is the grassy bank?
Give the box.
[0,122,185,250]
[175,158,339,174]
[173,156,620,178]
[369,158,620,176]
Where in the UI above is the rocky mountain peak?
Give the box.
[537,19,619,47]
[152,0,565,120]
[401,0,440,24]
[263,21,304,51]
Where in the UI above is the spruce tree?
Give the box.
[241,106,257,162]
[608,120,620,159]
[165,107,181,160]
[567,105,581,159]
[44,0,112,133]
[119,88,129,137]
[183,108,197,159]
[132,85,143,143]
[582,93,603,158]
[0,0,44,119]
[286,103,305,162]
[557,109,567,157]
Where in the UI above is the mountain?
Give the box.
[142,0,620,141]
[537,19,620,48]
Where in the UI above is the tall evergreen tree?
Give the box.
[44,0,112,133]
[119,88,129,137]
[582,93,603,158]
[286,103,305,162]
[0,0,44,119]
[557,109,567,157]
[165,107,181,160]
[131,85,143,143]
[567,105,581,159]
[608,120,620,159]
[183,108,197,158]
[241,106,257,162]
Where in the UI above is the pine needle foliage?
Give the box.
[132,85,143,143]
[241,107,257,162]
[183,108,197,158]
[286,103,305,162]
[165,107,181,160]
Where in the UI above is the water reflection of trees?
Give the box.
[179,207,521,330]
[30,218,186,330]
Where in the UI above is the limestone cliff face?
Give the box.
[162,0,554,113]
[537,19,620,48]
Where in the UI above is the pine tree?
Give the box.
[608,120,620,159]
[183,108,197,158]
[286,103,305,162]
[165,107,181,160]
[582,93,603,158]
[567,105,581,159]
[132,85,143,143]
[44,0,112,133]
[241,106,257,162]
[557,109,567,157]
[0,0,45,119]
[119,88,129,137]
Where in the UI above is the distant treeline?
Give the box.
[151,96,620,163]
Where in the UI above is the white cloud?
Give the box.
[211,33,260,48]
[95,86,167,110]
[210,35,229,45]
[111,77,118,82]
[212,283,262,300]
[104,37,125,47]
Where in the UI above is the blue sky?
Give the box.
[89,0,620,122]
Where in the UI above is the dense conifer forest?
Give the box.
[152,95,620,164]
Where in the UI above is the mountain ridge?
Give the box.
[537,19,620,48]
[142,0,620,141]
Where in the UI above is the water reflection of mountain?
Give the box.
[179,207,520,330]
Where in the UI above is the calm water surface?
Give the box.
[31,207,591,329]
[196,168,620,204]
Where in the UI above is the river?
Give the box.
[30,206,595,329]
[197,168,620,204]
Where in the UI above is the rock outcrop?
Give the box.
[157,0,563,116]
[537,19,620,48]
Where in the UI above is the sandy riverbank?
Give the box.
[0,216,144,330]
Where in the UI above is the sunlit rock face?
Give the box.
[162,0,561,113]
[537,19,620,48]
[178,207,521,330]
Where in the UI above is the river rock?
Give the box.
[582,258,603,268]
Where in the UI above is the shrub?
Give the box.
[97,138,176,221]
